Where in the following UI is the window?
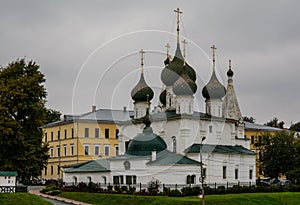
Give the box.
[209,125,213,133]
[249,170,253,180]
[71,128,74,138]
[84,144,90,156]
[63,144,67,156]
[57,165,60,175]
[70,144,74,156]
[44,167,47,176]
[95,128,99,138]
[51,132,53,141]
[94,145,100,156]
[51,166,53,175]
[104,145,110,156]
[187,175,196,184]
[45,133,47,142]
[258,135,262,143]
[203,168,207,179]
[115,145,119,156]
[56,146,60,157]
[115,129,119,139]
[105,129,109,138]
[251,136,255,144]
[223,166,227,179]
[57,130,60,140]
[50,147,54,157]
[85,128,89,138]
[172,136,177,153]
[235,168,239,179]
[113,176,124,185]
[64,129,67,139]
[126,175,137,185]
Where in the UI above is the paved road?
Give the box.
[42,197,73,205]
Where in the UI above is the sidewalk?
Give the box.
[29,189,92,205]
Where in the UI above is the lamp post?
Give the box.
[200,136,206,205]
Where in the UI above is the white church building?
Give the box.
[63,8,256,187]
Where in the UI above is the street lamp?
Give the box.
[200,136,206,205]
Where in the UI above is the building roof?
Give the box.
[64,159,110,173]
[0,171,18,176]
[42,109,134,128]
[147,150,200,165]
[184,144,255,155]
[244,122,283,132]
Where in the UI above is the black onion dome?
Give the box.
[227,68,234,77]
[159,89,167,106]
[164,57,170,65]
[173,66,197,96]
[161,46,196,86]
[131,73,154,102]
[202,71,226,99]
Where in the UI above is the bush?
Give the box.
[49,190,62,196]
[168,189,182,197]
[147,178,161,194]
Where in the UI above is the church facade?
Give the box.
[63,8,256,187]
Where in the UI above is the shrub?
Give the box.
[49,190,62,196]
[147,178,161,194]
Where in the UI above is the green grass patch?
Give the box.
[0,193,52,205]
[58,192,300,205]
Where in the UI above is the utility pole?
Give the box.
[200,136,206,205]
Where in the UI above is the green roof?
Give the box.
[185,144,255,155]
[64,159,110,173]
[0,171,18,176]
[147,150,200,165]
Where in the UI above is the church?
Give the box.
[63,8,256,187]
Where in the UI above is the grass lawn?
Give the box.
[58,192,300,205]
[0,193,52,205]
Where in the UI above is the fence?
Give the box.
[0,186,28,193]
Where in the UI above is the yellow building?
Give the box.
[41,107,133,180]
[244,122,283,178]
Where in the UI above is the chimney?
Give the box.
[151,150,157,161]
[92,105,96,112]
[123,106,127,112]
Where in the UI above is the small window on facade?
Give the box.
[235,168,239,179]
[51,132,53,141]
[45,133,47,142]
[95,128,99,138]
[44,167,47,176]
[249,170,253,180]
[71,128,74,138]
[51,166,53,175]
[63,145,67,156]
[94,145,100,156]
[115,145,119,156]
[70,144,74,156]
[209,125,213,133]
[50,147,54,157]
[105,129,109,138]
[251,136,254,144]
[57,130,60,140]
[126,175,136,185]
[203,168,207,179]
[84,144,90,156]
[223,166,227,179]
[258,135,262,143]
[116,129,119,139]
[85,128,89,138]
[56,146,60,157]
[64,129,67,139]
[104,145,110,156]
[57,165,60,175]
[172,136,177,153]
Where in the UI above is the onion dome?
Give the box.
[202,71,226,99]
[159,89,167,106]
[227,68,234,77]
[131,73,154,102]
[126,107,167,156]
[161,46,196,86]
[164,57,170,65]
[173,66,197,96]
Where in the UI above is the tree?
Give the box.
[45,108,61,124]
[264,117,285,129]
[243,116,256,123]
[255,131,295,179]
[290,121,300,132]
[0,59,49,180]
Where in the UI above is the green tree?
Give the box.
[0,59,49,180]
[243,116,256,123]
[264,117,285,129]
[255,131,295,179]
[290,121,300,132]
[45,108,61,124]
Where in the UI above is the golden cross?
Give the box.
[174,8,183,44]
[165,43,171,57]
[139,49,145,73]
[211,45,217,70]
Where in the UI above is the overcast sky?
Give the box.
[0,0,299,126]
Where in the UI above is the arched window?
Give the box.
[101,176,107,184]
[186,175,196,184]
[172,136,177,153]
